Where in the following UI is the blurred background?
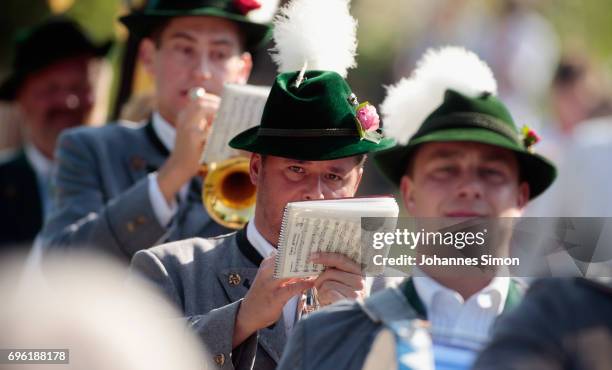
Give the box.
[1,0,611,212]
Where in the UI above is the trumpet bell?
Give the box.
[202,157,256,230]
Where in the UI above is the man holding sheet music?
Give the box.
[276,47,558,370]
[128,0,399,368]
[38,0,270,261]
[130,69,396,369]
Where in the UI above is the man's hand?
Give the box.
[233,255,313,348]
[310,252,365,306]
[157,89,220,203]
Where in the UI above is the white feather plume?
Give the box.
[270,0,357,77]
[381,46,497,145]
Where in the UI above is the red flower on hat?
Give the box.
[234,0,262,15]
[521,125,541,151]
[354,102,383,143]
[356,103,380,132]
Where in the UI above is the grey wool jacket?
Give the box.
[39,121,229,261]
[130,229,284,370]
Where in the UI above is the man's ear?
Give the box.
[139,38,157,75]
[352,166,364,195]
[517,182,530,209]
[400,175,416,214]
[249,153,262,185]
[237,52,253,84]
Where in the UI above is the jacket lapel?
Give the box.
[127,121,168,183]
[19,152,43,227]
[2,152,43,239]
[215,229,288,363]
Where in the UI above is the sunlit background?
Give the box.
[1,0,611,210]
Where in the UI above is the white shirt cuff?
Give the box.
[148,172,177,227]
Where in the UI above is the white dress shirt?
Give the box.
[246,221,300,336]
[24,144,54,217]
[148,112,189,226]
[412,268,509,345]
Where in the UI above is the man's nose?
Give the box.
[193,55,213,81]
[302,176,326,201]
[456,172,484,200]
[52,89,81,110]
[64,93,80,109]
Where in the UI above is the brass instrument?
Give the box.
[201,157,256,230]
[189,86,259,230]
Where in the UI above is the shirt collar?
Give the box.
[246,219,276,259]
[24,144,54,181]
[152,111,176,152]
[412,267,510,314]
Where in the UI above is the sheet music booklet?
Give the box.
[274,196,399,279]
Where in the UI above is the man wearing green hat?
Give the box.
[38,0,271,260]
[129,1,396,368]
[276,47,558,370]
[0,17,111,250]
[130,69,395,370]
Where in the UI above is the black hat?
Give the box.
[119,0,272,51]
[0,17,112,101]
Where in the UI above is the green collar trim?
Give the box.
[402,278,428,318]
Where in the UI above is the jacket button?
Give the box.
[214,353,225,366]
[228,273,241,286]
[126,221,135,232]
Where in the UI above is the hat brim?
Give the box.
[230,125,397,161]
[374,127,557,199]
[0,40,112,102]
[119,9,271,50]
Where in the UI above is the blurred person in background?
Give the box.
[394,0,559,130]
[525,51,612,217]
[0,251,210,370]
[0,17,111,252]
[38,0,271,263]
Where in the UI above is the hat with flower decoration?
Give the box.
[374,46,556,199]
[229,0,395,160]
[119,0,275,50]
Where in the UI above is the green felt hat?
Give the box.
[230,70,396,160]
[374,89,557,199]
[119,0,272,50]
[0,17,112,101]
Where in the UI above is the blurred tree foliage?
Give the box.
[2,0,610,110]
[346,0,612,109]
[0,0,49,78]
[65,0,121,42]
[544,0,612,61]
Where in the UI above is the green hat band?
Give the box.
[256,127,358,137]
[373,88,557,199]
[229,70,396,160]
[415,112,521,146]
